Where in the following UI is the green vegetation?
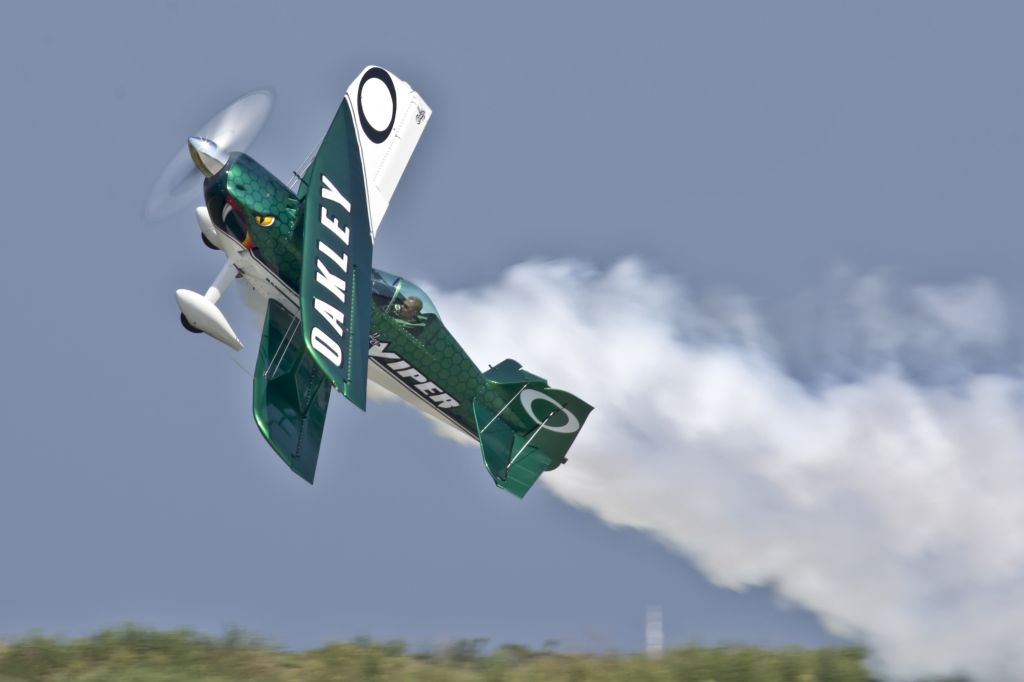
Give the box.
[0,628,964,681]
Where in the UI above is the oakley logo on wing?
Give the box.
[308,173,352,368]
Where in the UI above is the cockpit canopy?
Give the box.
[371,270,439,317]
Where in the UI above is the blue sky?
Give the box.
[3,2,1024,666]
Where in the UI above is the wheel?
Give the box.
[180,313,202,334]
[201,233,218,250]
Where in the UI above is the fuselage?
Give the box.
[178,66,586,496]
[203,153,490,440]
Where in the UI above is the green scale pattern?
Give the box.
[216,155,529,438]
[225,155,303,289]
[369,307,532,437]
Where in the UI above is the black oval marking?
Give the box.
[357,67,396,144]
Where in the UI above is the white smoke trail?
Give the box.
[434,258,1024,682]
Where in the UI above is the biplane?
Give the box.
[173,66,591,497]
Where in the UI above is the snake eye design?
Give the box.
[254,214,276,227]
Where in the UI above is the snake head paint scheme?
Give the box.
[200,151,302,287]
[174,66,591,497]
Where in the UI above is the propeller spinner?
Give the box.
[187,137,229,177]
[143,90,273,221]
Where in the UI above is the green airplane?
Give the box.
[175,65,592,497]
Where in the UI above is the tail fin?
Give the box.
[472,360,593,498]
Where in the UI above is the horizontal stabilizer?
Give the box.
[473,361,593,498]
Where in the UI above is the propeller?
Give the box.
[143,90,273,221]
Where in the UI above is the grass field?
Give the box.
[0,628,963,681]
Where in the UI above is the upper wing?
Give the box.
[299,66,430,410]
[293,66,432,242]
[346,66,431,242]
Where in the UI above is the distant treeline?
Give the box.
[0,627,967,681]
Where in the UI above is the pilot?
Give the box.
[395,296,423,320]
[392,296,428,331]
